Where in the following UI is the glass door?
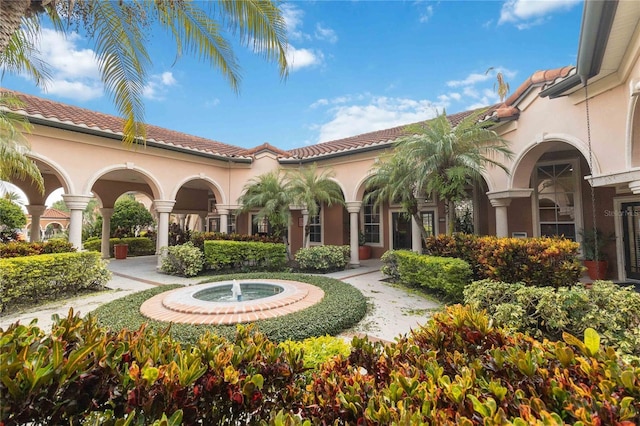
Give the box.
[622,202,640,280]
[392,212,411,250]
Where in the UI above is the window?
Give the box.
[251,215,270,235]
[309,207,321,243]
[363,192,380,244]
[535,161,578,240]
[208,217,220,233]
[227,214,236,234]
[422,211,435,237]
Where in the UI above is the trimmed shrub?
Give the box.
[190,231,281,251]
[380,249,400,281]
[83,237,155,257]
[295,245,350,273]
[280,335,351,369]
[3,305,639,425]
[424,233,583,287]
[204,240,286,271]
[0,239,75,258]
[160,242,204,277]
[384,250,472,302]
[464,279,640,358]
[0,252,111,313]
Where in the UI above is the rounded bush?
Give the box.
[160,242,204,277]
[295,245,350,273]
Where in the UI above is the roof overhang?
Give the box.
[540,0,619,98]
[20,114,253,164]
[279,141,393,164]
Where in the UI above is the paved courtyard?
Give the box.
[0,256,441,342]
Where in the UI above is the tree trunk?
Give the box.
[447,200,456,235]
[282,235,291,261]
[303,223,310,249]
[0,0,31,53]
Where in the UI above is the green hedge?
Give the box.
[423,234,583,287]
[383,250,472,302]
[0,252,111,313]
[93,272,367,344]
[464,279,640,358]
[160,242,204,277]
[0,239,75,258]
[83,237,155,257]
[203,240,286,271]
[190,231,281,251]
[3,305,639,425]
[295,245,350,273]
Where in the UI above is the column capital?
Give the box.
[217,208,230,215]
[346,201,362,214]
[153,200,175,213]
[629,180,640,194]
[62,194,92,210]
[487,189,532,200]
[490,198,512,208]
[26,204,46,216]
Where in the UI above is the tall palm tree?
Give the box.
[287,163,344,248]
[237,170,293,259]
[1,0,289,145]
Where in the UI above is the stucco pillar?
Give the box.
[346,202,362,267]
[62,195,91,249]
[154,200,175,268]
[99,208,114,259]
[411,215,422,253]
[490,198,512,238]
[26,205,46,242]
[198,213,207,232]
[177,214,186,231]
[218,208,229,234]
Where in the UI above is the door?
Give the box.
[622,202,640,280]
[392,212,411,250]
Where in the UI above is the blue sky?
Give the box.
[1,0,584,151]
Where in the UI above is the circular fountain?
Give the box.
[140,279,324,325]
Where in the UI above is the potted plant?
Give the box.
[358,231,372,260]
[579,227,613,280]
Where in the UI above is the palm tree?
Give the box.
[1,0,289,145]
[368,110,513,240]
[0,93,44,193]
[486,67,510,103]
[237,170,293,259]
[287,164,344,248]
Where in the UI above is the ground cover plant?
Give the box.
[92,273,367,344]
[2,305,638,425]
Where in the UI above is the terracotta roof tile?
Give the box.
[2,90,249,158]
[285,108,491,160]
[41,208,70,219]
[244,142,291,157]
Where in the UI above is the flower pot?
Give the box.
[114,244,128,260]
[358,245,372,260]
[584,260,607,280]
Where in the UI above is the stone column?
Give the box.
[99,208,114,258]
[25,205,46,242]
[153,200,175,268]
[218,208,229,234]
[346,202,362,267]
[62,195,91,249]
[411,215,422,253]
[490,198,511,238]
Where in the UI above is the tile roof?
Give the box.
[2,90,249,159]
[41,208,70,219]
[284,108,493,160]
[3,67,573,162]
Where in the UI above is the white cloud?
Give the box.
[419,5,434,23]
[281,4,310,41]
[499,0,581,28]
[286,46,324,71]
[204,98,220,108]
[315,23,338,43]
[142,72,178,100]
[46,80,103,101]
[447,72,491,88]
[313,95,446,143]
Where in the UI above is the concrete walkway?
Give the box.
[0,256,441,342]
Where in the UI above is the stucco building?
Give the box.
[3,0,640,281]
